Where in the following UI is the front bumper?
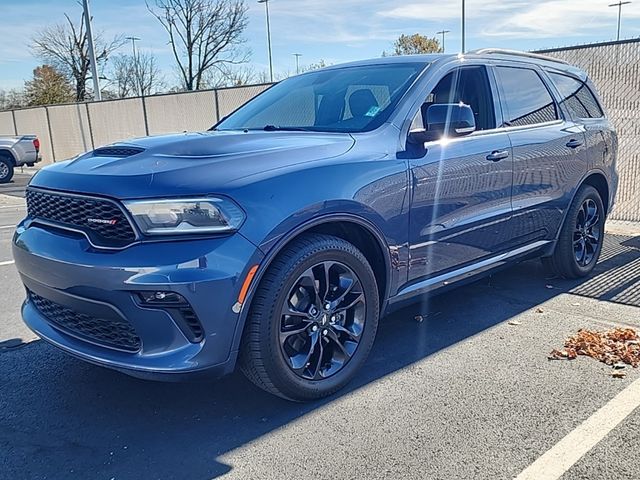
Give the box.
[13,222,263,380]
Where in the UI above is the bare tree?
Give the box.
[202,64,258,88]
[111,55,136,98]
[147,0,249,91]
[31,12,124,101]
[0,89,26,111]
[111,52,165,98]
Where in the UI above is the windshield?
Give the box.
[215,63,427,133]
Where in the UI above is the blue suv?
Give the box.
[13,50,617,401]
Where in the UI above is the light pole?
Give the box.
[126,36,141,96]
[126,36,140,58]
[82,0,101,100]
[461,0,466,53]
[609,1,632,41]
[436,30,450,53]
[258,0,274,82]
[293,53,302,74]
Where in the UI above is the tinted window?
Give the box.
[495,67,558,127]
[547,72,604,119]
[416,66,496,131]
[216,63,425,133]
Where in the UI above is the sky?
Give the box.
[2,0,640,91]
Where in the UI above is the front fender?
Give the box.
[253,199,399,254]
[223,151,410,359]
[231,157,410,252]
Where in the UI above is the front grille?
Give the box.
[26,188,136,248]
[93,146,144,157]
[29,291,141,352]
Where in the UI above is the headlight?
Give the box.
[123,198,245,235]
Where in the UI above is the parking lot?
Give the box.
[2,173,640,479]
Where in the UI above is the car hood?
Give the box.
[30,130,355,198]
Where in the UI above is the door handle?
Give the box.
[486,150,509,162]
[566,139,583,149]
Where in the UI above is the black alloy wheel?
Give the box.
[279,261,366,380]
[240,233,379,401]
[573,198,601,268]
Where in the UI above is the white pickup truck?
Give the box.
[0,135,41,183]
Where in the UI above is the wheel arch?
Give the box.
[581,171,610,215]
[0,149,16,165]
[302,219,389,309]
[549,169,611,249]
[230,214,392,355]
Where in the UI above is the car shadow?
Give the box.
[0,338,28,351]
[1,234,638,479]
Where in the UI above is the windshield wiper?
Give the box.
[262,125,313,132]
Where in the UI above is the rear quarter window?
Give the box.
[547,72,604,119]
[495,66,558,127]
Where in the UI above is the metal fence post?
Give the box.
[141,96,150,136]
[10,110,17,136]
[85,102,95,150]
[214,88,221,123]
[44,106,56,162]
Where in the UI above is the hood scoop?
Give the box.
[93,146,145,157]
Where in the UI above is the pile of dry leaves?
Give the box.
[549,328,640,369]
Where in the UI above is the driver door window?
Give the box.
[413,66,497,132]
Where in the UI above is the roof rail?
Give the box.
[469,48,569,65]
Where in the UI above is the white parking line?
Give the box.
[0,225,16,230]
[0,205,25,210]
[0,260,15,267]
[515,377,640,480]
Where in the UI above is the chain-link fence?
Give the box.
[538,39,640,222]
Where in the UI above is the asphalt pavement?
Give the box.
[2,173,640,480]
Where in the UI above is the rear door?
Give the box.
[407,65,514,282]
[493,64,589,246]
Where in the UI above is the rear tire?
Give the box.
[239,233,379,401]
[0,156,14,184]
[543,185,605,279]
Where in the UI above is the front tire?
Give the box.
[544,185,605,278]
[240,233,379,401]
[0,156,14,184]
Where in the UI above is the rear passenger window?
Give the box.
[495,67,558,127]
[547,72,604,119]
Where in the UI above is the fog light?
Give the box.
[138,291,187,305]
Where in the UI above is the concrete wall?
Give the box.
[0,83,271,165]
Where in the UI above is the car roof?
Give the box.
[320,53,451,70]
[320,49,587,80]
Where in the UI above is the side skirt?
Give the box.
[384,240,551,315]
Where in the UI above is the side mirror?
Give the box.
[408,103,476,144]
